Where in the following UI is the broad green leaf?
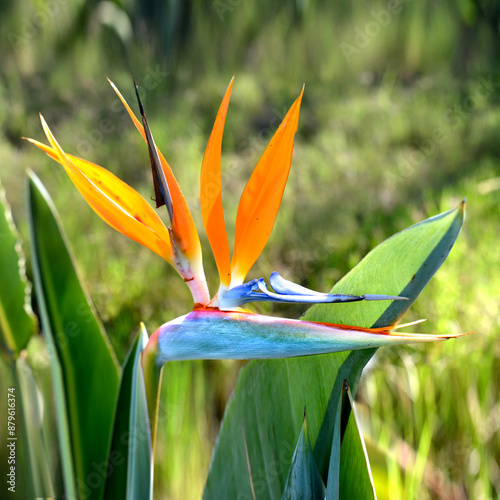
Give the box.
[282,415,326,500]
[27,172,120,500]
[204,204,464,499]
[103,325,153,500]
[0,181,36,357]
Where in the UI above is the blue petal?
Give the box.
[269,271,324,296]
[219,272,406,309]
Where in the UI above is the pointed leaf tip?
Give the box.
[282,410,326,500]
[460,198,466,215]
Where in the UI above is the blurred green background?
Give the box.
[1,0,499,498]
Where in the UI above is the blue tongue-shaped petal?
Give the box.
[269,271,325,296]
[219,272,406,309]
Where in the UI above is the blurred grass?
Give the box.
[1,0,499,498]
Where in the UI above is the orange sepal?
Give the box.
[231,87,304,286]
[200,77,234,288]
[107,79,201,259]
[29,119,174,264]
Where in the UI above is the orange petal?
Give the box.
[107,79,201,259]
[30,119,174,264]
[200,77,234,287]
[230,87,304,286]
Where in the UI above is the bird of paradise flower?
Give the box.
[27,77,464,444]
[26,75,464,354]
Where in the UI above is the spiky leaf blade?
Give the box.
[28,172,119,500]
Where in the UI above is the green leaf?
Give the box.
[103,325,152,500]
[203,351,371,500]
[27,172,120,500]
[0,181,36,358]
[282,414,326,500]
[327,383,376,499]
[15,356,55,498]
[204,204,464,499]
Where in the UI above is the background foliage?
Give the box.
[0,0,499,498]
